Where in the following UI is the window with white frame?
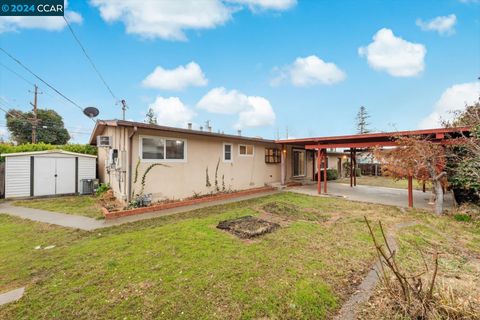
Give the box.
[223,143,233,162]
[140,136,186,161]
[239,144,254,156]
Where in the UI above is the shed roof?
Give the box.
[1,149,97,158]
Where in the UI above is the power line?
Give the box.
[0,47,95,122]
[63,15,118,103]
[0,62,35,86]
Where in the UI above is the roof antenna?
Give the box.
[121,99,127,120]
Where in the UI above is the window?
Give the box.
[223,143,232,162]
[265,148,281,163]
[239,144,254,156]
[292,149,306,176]
[140,136,186,161]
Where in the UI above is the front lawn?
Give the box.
[0,192,478,319]
[12,195,104,219]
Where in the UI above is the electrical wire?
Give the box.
[63,15,119,103]
[0,47,95,122]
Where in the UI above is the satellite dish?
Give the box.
[83,107,100,118]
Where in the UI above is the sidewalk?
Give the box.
[0,191,279,231]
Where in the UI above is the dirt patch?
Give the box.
[260,202,330,222]
[217,216,279,239]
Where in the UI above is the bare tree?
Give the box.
[356,105,371,134]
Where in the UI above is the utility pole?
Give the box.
[29,84,39,144]
[121,99,127,120]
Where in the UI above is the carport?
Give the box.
[277,127,470,208]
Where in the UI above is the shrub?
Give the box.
[0,143,96,162]
[326,169,338,180]
[453,214,472,222]
[95,183,110,196]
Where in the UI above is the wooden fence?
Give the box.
[358,163,382,176]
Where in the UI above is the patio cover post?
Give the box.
[323,149,327,193]
[281,144,286,185]
[353,148,357,187]
[408,175,413,207]
[349,150,353,187]
[317,148,322,194]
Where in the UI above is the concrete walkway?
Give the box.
[288,182,454,210]
[0,191,279,231]
[0,287,24,306]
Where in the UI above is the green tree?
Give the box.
[6,109,70,144]
[145,107,157,124]
[356,106,371,134]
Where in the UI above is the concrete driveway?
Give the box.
[288,182,454,210]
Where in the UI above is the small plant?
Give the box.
[129,193,153,208]
[453,214,472,222]
[95,183,110,196]
[133,159,141,184]
[222,174,226,192]
[206,167,211,187]
[214,158,220,192]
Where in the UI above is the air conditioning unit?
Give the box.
[97,136,112,147]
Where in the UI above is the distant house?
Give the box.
[89,120,346,203]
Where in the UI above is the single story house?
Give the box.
[89,120,347,203]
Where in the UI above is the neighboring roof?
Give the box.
[89,120,276,145]
[276,127,471,148]
[1,149,97,158]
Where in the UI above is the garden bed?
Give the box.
[217,216,279,238]
[102,186,276,219]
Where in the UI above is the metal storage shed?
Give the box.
[2,150,97,199]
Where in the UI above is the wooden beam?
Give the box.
[305,141,398,149]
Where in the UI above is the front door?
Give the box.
[292,149,306,177]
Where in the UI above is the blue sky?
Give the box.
[0,0,479,143]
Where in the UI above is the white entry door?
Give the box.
[34,157,76,196]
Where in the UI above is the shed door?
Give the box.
[34,158,56,196]
[55,158,75,194]
[34,157,76,196]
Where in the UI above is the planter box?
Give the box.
[103,186,277,220]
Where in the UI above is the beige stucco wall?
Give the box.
[98,126,281,202]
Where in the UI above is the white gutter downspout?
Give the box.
[127,126,137,202]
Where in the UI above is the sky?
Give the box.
[0,0,479,143]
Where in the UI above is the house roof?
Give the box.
[89,120,276,145]
[1,149,97,158]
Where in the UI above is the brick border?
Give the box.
[103,186,276,220]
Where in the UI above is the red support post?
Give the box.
[353,149,357,187]
[422,181,426,193]
[350,150,353,187]
[317,148,321,194]
[323,150,327,193]
[408,175,413,208]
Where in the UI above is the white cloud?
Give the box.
[197,87,249,114]
[228,0,297,11]
[0,2,82,33]
[235,96,276,129]
[196,87,275,128]
[90,0,296,41]
[419,82,480,128]
[142,62,208,91]
[149,96,195,127]
[358,28,426,77]
[416,14,456,35]
[271,55,346,87]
